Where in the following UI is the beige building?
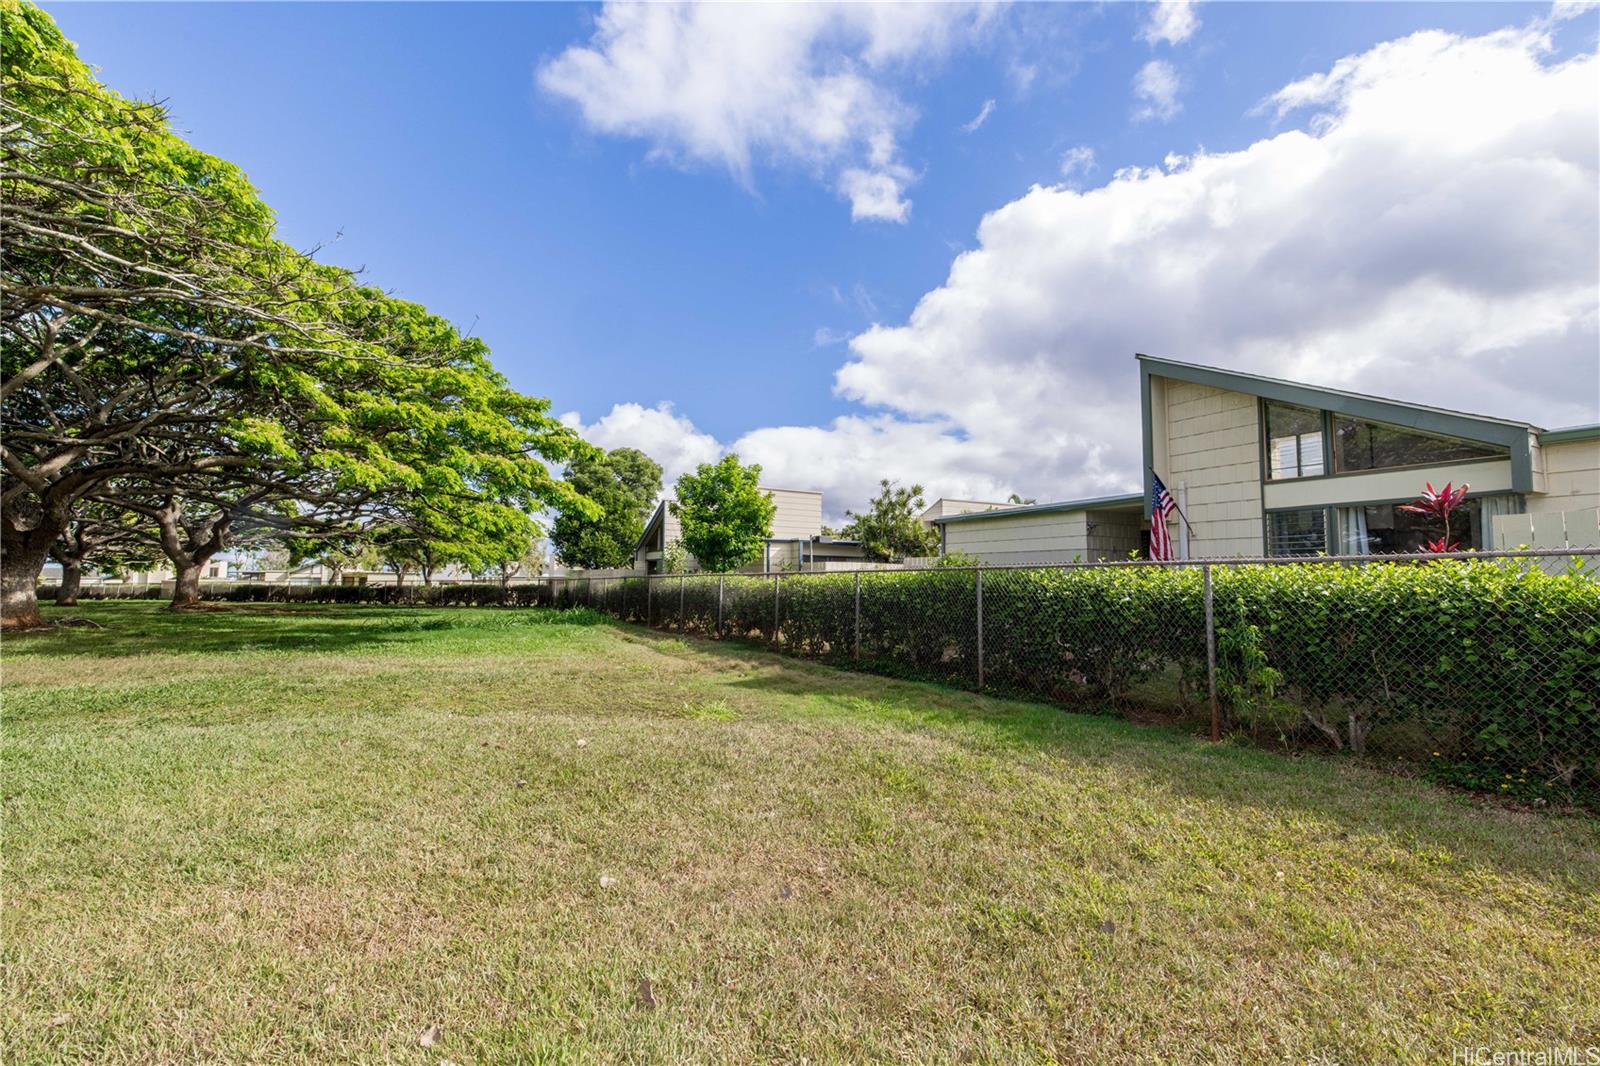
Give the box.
[919,498,1011,527]
[934,356,1599,563]
[1139,355,1600,557]
[935,494,1146,565]
[633,486,867,573]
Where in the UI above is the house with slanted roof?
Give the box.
[931,355,1599,562]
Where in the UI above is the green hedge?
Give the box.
[1211,560,1600,794]
[678,560,1599,799]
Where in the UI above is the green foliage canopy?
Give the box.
[840,480,940,562]
[549,447,663,570]
[0,0,598,621]
[669,455,774,573]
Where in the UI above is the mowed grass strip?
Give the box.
[4,603,1597,1063]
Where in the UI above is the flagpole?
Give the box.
[1152,468,1197,538]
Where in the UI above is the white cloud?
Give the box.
[538,2,993,223]
[568,22,1599,514]
[1133,59,1183,121]
[839,164,914,222]
[1551,0,1599,21]
[1140,1,1200,47]
[1059,145,1096,180]
[961,98,997,133]
[836,24,1597,494]
[560,402,721,491]
[563,407,1026,521]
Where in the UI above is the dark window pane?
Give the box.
[1266,404,1325,480]
[1267,508,1327,556]
[1333,417,1504,473]
[1358,498,1488,553]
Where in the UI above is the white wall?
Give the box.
[1497,437,1600,550]
[1493,507,1600,550]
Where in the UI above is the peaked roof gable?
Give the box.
[1137,354,1542,501]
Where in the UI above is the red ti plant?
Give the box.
[1399,481,1470,552]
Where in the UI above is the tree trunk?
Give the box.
[153,498,228,612]
[56,557,83,607]
[170,562,205,610]
[2,538,50,628]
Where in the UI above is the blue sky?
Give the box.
[42,1,1600,513]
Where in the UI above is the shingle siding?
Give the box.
[1160,379,1265,557]
[766,489,824,541]
[1528,440,1600,513]
[944,511,1090,563]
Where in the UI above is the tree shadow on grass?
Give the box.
[16,602,608,660]
[614,623,1600,890]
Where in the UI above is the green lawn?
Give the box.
[4,603,1597,1063]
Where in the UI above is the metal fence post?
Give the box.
[853,570,861,661]
[975,566,984,692]
[1203,563,1220,742]
[678,573,686,632]
[716,575,725,639]
[772,572,780,649]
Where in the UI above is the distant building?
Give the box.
[934,493,1146,565]
[41,557,232,587]
[918,498,1011,527]
[632,486,866,573]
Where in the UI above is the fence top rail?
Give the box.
[548,546,1598,582]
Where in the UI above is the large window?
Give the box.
[1267,508,1327,556]
[1335,494,1522,555]
[1265,403,1325,480]
[1332,416,1504,473]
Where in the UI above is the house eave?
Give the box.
[1136,353,1542,495]
[932,492,1144,525]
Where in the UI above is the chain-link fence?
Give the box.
[51,548,1600,804]
[542,549,1600,806]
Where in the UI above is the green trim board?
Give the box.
[1140,361,1156,518]
[1137,354,1541,432]
[931,492,1144,526]
[1540,423,1600,445]
[1138,353,1540,493]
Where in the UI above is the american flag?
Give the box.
[1150,473,1178,561]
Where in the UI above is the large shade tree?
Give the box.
[0,1,597,623]
[549,447,662,570]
